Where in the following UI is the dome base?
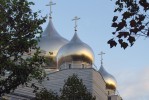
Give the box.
[59,61,92,70]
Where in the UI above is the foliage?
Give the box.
[0,97,7,100]
[34,74,96,100]
[34,88,59,100]
[0,0,46,96]
[108,0,149,49]
[60,74,96,100]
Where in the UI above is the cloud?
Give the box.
[117,67,149,100]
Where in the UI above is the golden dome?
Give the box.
[57,33,94,68]
[99,66,117,90]
[37,19,68,68]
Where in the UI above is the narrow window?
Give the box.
[69,64,71,69]
[108,96,111,100]
[108,91,110,95]
[82,64,84,68]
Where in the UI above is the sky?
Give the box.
[29,0,149,100]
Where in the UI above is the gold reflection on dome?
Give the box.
[107,79,116,86]
[106,79,117,90]
[99,66,117,90]
[57,33,94,67]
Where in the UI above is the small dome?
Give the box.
[37,19,68,68]
[57,33,94,68]
[99,66,117,90]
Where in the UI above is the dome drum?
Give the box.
[59,61,92,70]
[58,54,93,67]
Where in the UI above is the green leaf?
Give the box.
[128,36,135,46]
[107,39,117,48]
[118,39,123,44]
[121,42,128,49]
[117,32,129,38]
[116,20,126,31]
[122,11,132,19]
[112,16,118,22]
[111,22,118,27]
[130,20,137,27]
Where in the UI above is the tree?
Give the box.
[34,74,96,100]
[108,0,149,49]
[60,74,96,100]
[0,0,46,96]
[34,88,59,100]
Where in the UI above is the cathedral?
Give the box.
[5,1,122,100]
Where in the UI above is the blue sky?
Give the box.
[29,0,149,99]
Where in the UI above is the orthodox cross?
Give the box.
[98,51,105,66]
[46,0,56,18]
[72,16,80,32]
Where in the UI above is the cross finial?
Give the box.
[72,16,80,32]
[46,0,56,19]
[98,51,105,66]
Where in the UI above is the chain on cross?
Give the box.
[98,51,105,66]
[46,0,56,18]
[72,16,80,32]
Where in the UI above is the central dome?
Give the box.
[57,33,94,68]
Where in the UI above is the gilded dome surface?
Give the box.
[57,33,94,67]
[99,66,117,90]
[37,19,68,68]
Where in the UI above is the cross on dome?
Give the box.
[72,16,80,32]
[98,51,105,66]
[46,0,56,19]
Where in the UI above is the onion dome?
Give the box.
[37,19,68,69]
[57,33,94,68]
[99,66,117,90]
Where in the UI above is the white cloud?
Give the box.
[117,67,149,100]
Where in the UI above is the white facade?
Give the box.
[43,68,107,100]
[6,67,122,100]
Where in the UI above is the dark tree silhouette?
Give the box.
[0,0,46,96]
[35,88,59,100]
[34,74,96,100]
[108,0,149,49]
[60,74,96,100]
